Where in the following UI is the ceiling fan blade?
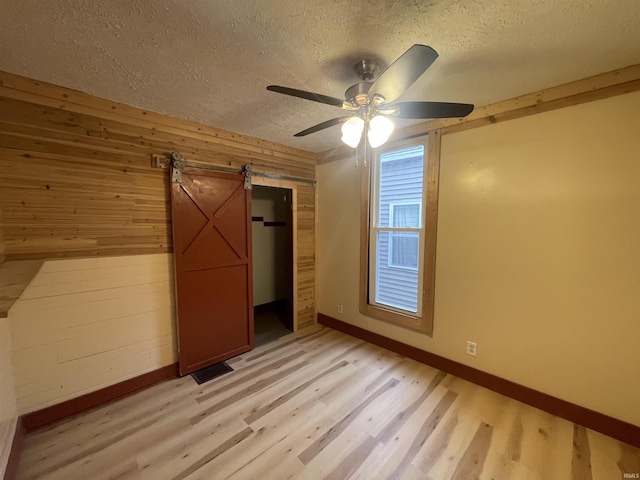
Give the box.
[267,85,346,108]
[389,101,474,119]
[294,117,351,137]
[369,45,439,104]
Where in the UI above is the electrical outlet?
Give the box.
[466,341,477,357]
[338,304,344,314]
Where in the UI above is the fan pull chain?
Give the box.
[364,138,368,168]
[354,137,369,168]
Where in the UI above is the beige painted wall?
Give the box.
[317,90,640,426]
[8,254,176,414]
[0,316,18,478]
[252,186,289,306]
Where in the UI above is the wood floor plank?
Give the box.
[378,370,446,444]
[16,326,640,480]
[195,350,307,403]
[171,426,254,480]
[387,389,458,480]
[415,413,458,475]
[571,424,593,480]
[505,415,524,462]
[323,435,380,480]
[215,397,333,479]
[353,388,450,480]
[318,369,442,478]
[413,384,490,479]
[298,378,400,464]
[137,414,250,478]
[318,354,404,410]
[20,406,184,478]
[618,437,640,477]
[241,326,326,362]
[191,360,310,424]
[243,360,349,425]
[450,422,494,480]
[23,413,187,480]
[518,406,574,480]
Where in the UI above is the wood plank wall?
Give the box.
[0,69,317,328]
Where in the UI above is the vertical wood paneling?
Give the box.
[296,184,316,329]
[8,254,177,414]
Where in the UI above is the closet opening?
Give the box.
[251,185,294,346]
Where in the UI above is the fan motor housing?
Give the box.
[345,82,373,106]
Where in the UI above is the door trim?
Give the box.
[252,177,299,331]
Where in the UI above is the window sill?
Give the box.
[359,302,433,335]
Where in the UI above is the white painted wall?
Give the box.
[317,91,640,426]
[252,186,289,306]
[0,316,18,478]
[8,253,177,414]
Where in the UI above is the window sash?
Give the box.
[369,228,424,314]
[389,202,422,229]
[359,131,440,335]
[387,201,423,271]
[388,230,421,271]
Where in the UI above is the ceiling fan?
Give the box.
[267,44,474,149]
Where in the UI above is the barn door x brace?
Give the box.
[153,151,315,189]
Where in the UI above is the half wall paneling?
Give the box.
[9,254,176,414]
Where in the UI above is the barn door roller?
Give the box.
[242,164,252,190]
[170,152,185,184]
[157,151,315,186]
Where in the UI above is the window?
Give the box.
[359,133,440,334]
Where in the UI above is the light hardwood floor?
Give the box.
[17,325,640,480]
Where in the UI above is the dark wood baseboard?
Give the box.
[254,299,288,315]
[3,418,25,480]
[22,364,179,432]
[318,313,640,448]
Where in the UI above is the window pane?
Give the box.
[375,231,419,313]
[378,145,424,228]
[391,203,420,228]
[390,232,419,269]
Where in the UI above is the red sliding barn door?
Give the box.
[171,167,254,376]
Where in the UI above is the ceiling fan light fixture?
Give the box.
[367,115,394,148]
[341,116,365,148]
[267,45,474,151]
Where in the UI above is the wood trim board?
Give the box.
[317,313,640,448]
[21,364,178,432]
[317,62,640,164]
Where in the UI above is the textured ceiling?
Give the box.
[1,0,639,153]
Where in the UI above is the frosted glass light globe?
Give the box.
[367,115,394,148]
[341,116,365,148]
